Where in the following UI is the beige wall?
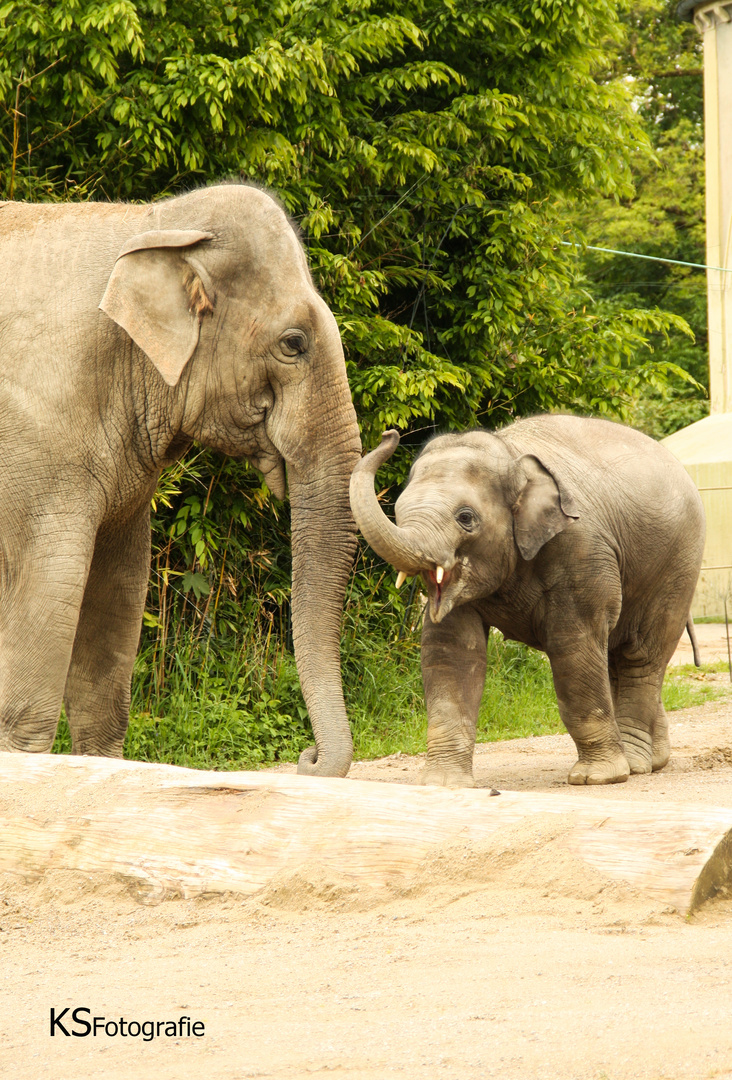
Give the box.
[696,1,732,412]
[663,414,732,619]
[683,461,732,618]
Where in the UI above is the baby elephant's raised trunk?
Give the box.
[349,431,426,573]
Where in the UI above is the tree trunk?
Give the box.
[1,753,730,914]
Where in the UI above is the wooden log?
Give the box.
[0,752,730,914]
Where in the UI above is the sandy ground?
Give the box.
[2,686,732,1080]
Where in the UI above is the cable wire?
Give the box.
[561,241,732,274]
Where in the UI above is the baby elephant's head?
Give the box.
[350,430,578,623]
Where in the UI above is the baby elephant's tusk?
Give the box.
[396,570,407,589]
[436,566,444,584]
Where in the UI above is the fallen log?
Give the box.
[0,752,730,914]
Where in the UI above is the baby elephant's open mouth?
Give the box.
[427,565,452,609]
[394,564,458,615]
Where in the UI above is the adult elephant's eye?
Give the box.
[279,330,308,359]
[455,508,477,531]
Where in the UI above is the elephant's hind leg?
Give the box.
[63,508,151,758]
[549,638,629,785]
[610,647,667,775]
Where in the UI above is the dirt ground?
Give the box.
[2,680,732,1080]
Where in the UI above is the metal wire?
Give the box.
[561,241,732,274]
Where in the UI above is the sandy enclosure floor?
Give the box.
[2,694,732,1080]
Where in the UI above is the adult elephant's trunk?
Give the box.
[349,430,428,573]
[289,440,360,778]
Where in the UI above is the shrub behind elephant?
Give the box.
[350,415,704,787]
[0,184,360,776]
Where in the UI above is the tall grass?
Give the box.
[53,581,726,769]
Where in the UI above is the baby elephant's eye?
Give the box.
[279,330,308,358]
[455,507,478,531]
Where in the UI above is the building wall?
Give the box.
[684,460,732,618]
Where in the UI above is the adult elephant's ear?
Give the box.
[511,455,580,561]
[99,230,215,386]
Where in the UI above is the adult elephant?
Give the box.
[0,184,360,776]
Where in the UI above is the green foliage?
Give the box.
[140,452,297,694]
[1,0,694,453]
[126,655,312,769]
[569,0,708,437]
[478,637,562,741]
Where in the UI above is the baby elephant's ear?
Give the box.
[99,230,215,386]
[512,454,579,561]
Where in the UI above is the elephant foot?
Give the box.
[70,744,125,758]
[651,737,670,773]
[296,744,352,778]
[618,729,654,775]
[629,759,652,775]
[624,748,652,775]
[418,762,475,788]
[651,717,671,773]
[568,753,630,786]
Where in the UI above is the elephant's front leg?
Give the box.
[419,605,488,788]
[549,639,629,785]
[63,507,151,757]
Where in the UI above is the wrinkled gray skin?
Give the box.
[350,416,705,787]
[0,185,361,776]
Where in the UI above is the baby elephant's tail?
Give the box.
[686,615,701,667]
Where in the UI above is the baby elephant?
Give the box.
[350,415,705,787]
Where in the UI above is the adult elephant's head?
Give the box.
[350,429,578,624]
[99,183,361,777]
